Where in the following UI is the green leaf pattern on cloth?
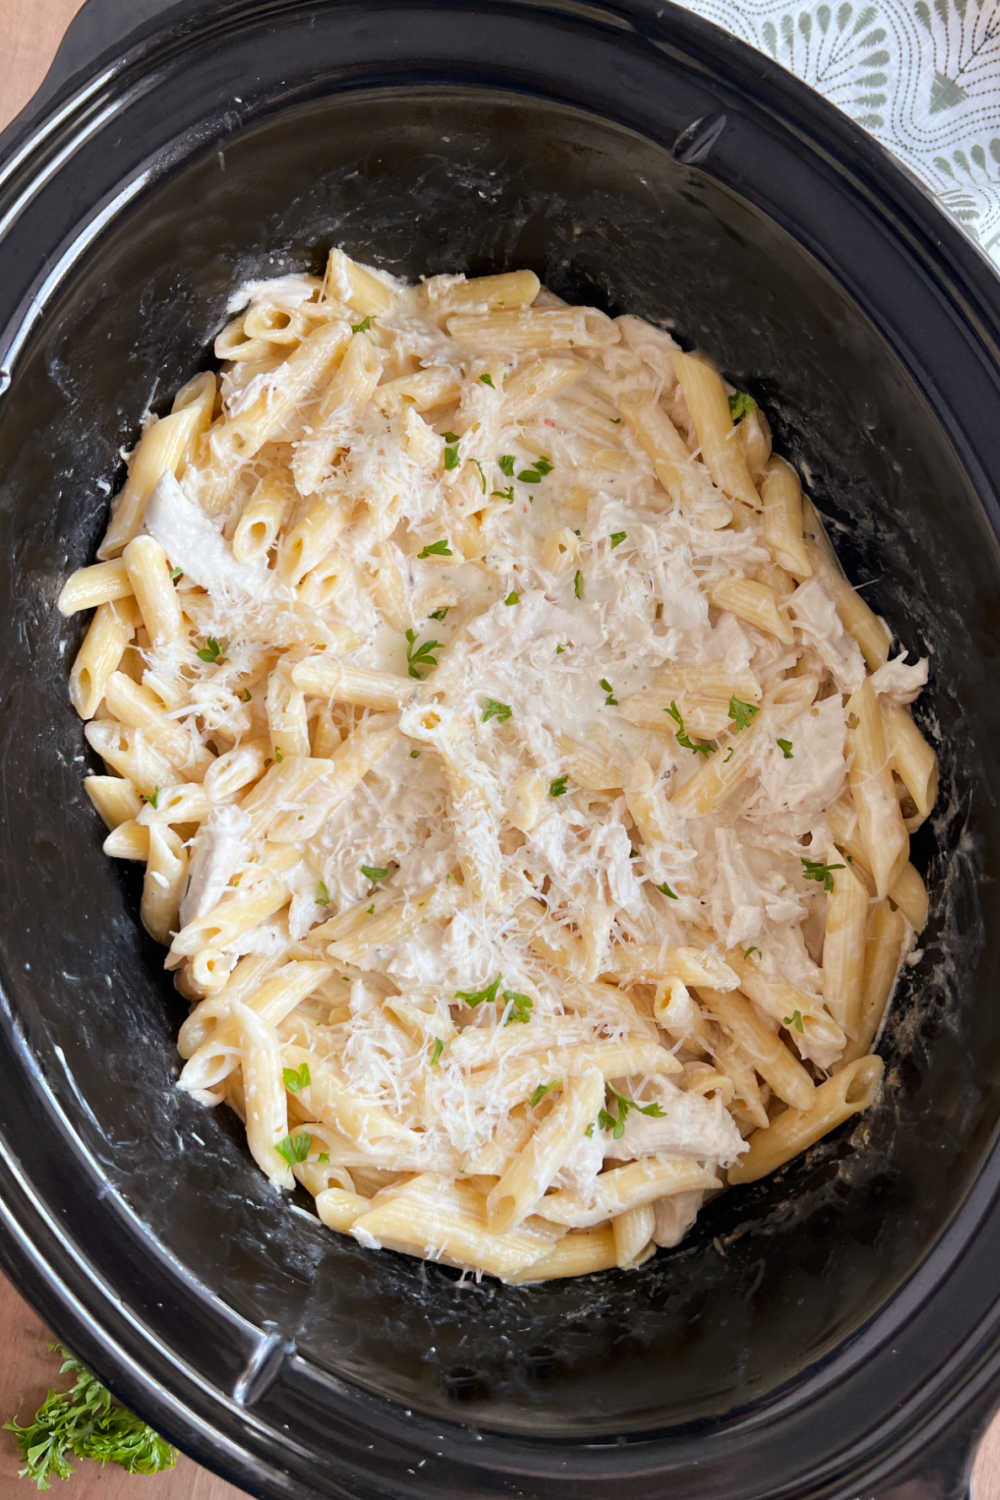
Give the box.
[680,0,1000,257]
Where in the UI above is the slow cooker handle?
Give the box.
[0,0,183,150]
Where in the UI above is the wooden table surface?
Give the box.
[0,2,997,1497]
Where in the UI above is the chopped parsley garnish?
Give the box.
[744,945,762,960]
[517,467,543,484]
[666,700,714,755]
[169,566,183,581]
[479,373,495,387]
[443,444,460,470]
[240,688,252,702]
[534,457,554,475]
[351,316,372,334]
[609,531,627,548]
[443,431,459,444]
[142,787,159,810]
[584,1122,596,1137]
[470,458,487,494]
[610,416,623,424]
[456,974,503,1006]
[405,628,441,679]
[482,697,512,723]
[783,1009,805,1034]
[504,591,520,605]
[548,774,569,798]
[573,569,583,599]
[4,1344,175,1486]
[629,847,639,859]
[723,746,735,763]
[599,677,618,706]
[529,1080,561,1108]
[657,881,678,899]
[599,1086,666,1140]
[777,738,795,759]
[429,607,449,621]
[498,454,516,476]
[196,636,226,664]
[728,389,757,420]
[318,1152,330,1165]
[503,990,533,1025]
[410,748,421,758]
[801,856,845,892]
[360,864,389,883]
[283,1062,311,1093]
[430,1037,444,1066]
[316,880,331,905]
[366,902,375,915]
[273,747,284,762]
[275,1132,312,1167]
[418,538,452,558]
[555,644,566,654]
[728,696,759,731]
[492,485,515,502]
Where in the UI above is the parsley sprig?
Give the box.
[801,856,845,892]
[196,636,227,664]
[4,1345,175,1488]
[529,1080,562,1108]
[418,539,452,558]
[283,1062,311,1093]
[455,975,533,1024]
[666,700,714,755]
[728,696,759,731]
[405,628,441,679]
[275,1132,313,1167]
[597,1086,665,1141]
[728,390,757,420]
[482,698,512,723]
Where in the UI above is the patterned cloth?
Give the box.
[680,0,1000,263]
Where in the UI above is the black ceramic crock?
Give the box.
[0,2,998,1497]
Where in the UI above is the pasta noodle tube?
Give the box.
[727,1055,884,1186]
[140,824,187,944]
[349,1174,564,1281]
[122,535,183,647]
[231,1001,293,1190]
[98,373,215,557]
[618,389,731,529]
[265,667,310,760]
[508,1226,617,1283]
[217,321,347,464]
[57,559,131,615]
[842,902,911,1064]
[446,307,618,350]
[84,774,142,830]
[728,951,845,1070]
[434,269,540,310]
[69,598,138,719]
[882,700,939,830]
[737,405,772,482]
[276,495,347,588]
[697,988,815,1110]
[672,350,761,509]
[84,718,178,799]
[322,247,396,315]
[537,1158,720,1230]
[821,852,870,1038]
[802,502,891,668]
[232,475,295,564]
[102,671,213,777]
[315,1188,372,1233]
[605,943,738,991]
[612,1203,656,1270]
[487,1068,604,1233]
[291,658,417,712]
[709,576,794,643]
[502,357,585,418]
[847,678,909,898]
[889,861,929,932]
[761,456,812,580]
[268,717,399,842]
[167,879,290,962]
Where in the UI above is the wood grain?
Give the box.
[0,3,996,1498]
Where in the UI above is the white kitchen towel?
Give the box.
[680,0,1000,262]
